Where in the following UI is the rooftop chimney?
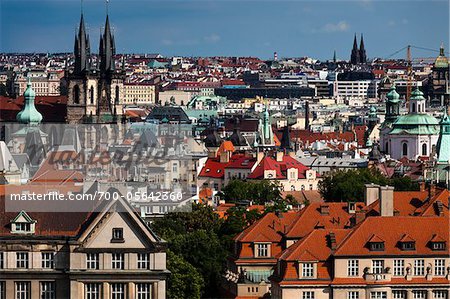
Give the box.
[364,184,379,206]
[329,232,337,250]
[379,185,394,217]
[276,151,284,162]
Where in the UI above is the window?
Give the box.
[302,263,314,278]
[136,283,152,299]
[433,290,448,299]
[421,143,427,156]
[137,253,150,270]
[73,85,80,104]
[347,259,359,276]
[0,252,3,269]
[402,142,408,157]
[15,281,30,299]
[348,291,359,299]
[432,242,446,251]
[86,253,99,270]
[372,260,384,274]
[401,241,415,251]
[256,243,269,257]
[392,290,406,299]
[40,282,55,299]
[14,223,32,233]
[412,290,426,299]
[16,252,29,269]
[111,228,124,242]
[41,252,54,269]
[393,259,405,276]
[370,291,387,299]
[435,259,446,276]
[414,259,425,276]
[90,86,94,104]
[85,283,101,299]
[111,283,126,299]
[111,253,124,270]
[303,291,315,299]
[0,281,5,299]
[370,242,384,251]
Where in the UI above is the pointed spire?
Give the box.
[73,11,91,74]
[350,33,361,64]
[359,34,367,63]
[333,50,336,63]
[100,13,116,73]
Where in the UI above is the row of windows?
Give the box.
[0,281,153,299]
[347,259,447,277]
[0,252,151,270]
[299,290,449,299]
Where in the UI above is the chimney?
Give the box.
[220,151,230,163]
[320,205,330,215]
[329,232,337,250]
[379,186,394,217]
[419,181,426,192]
[364,184,379,206]
[276,151,284,162]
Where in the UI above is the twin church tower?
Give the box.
[67,9,125,124]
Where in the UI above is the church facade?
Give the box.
[67,13,125,124]
[381,85,440,160]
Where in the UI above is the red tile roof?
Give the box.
[248,155,310,180]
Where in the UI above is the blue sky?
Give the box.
[0,0,448,60]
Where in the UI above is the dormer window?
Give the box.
[10,211,36,234]
[111,228,124,243]
[368,234,385,251]
[399,234,416,251]
[430,234,446,251]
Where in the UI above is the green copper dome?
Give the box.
[16,78,43,125]
[390,114,440,135]
[386,85,400,103]
[436,108,450,163]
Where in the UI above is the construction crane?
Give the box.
[406,45,412,109]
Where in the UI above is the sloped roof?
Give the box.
[248,155,310,180]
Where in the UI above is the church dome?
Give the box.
[390,114,440,135]
[434,44,448,68]
[16,78,43,125]
[386,85,400,103]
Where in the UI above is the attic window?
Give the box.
[10,211,36,234]
[111,228,124,243]
[432,242,446,251]
[401,241,416,251]
[370,242,385,251]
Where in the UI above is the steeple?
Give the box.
[359,34,367,63]
[73,12,91,75]
[350,34,360,64]
[333,50,336,63]
[99,14,116,73]
[385,84,401,124]
[17,78,43,125]
[436,107,450,163]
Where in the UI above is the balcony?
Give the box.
[364,270,392,282]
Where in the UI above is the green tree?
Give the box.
[319,168,389,202]
[167,250,204,299]
[221,179,282,204]
[390,176,420,191]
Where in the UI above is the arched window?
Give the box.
[422,143,427,156]
[402,142,408,157]
[73,85,80,104]
[385,142,389,153]
[291,185,295,191]
[90,86,94,104]
[411,103,416,113]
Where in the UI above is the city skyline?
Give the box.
[1,0,449,59]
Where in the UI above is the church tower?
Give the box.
[359,34,367,64]
[66,6,125,124]
[350,34,360,64]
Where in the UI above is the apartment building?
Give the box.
[123,82,157,106]
[225,184,450,299]
[0,192,169,299]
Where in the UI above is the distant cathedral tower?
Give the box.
[350,34,367,64]
[66,8,125,124]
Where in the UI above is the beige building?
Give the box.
[0,193,169,299]
[14,71,61,97]
[123,83,157,106]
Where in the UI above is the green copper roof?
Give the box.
[437,108,450,163]
[410,87,424,100]
[16,78,43,125]
[386,85,401,103]
[390,114,440,135]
